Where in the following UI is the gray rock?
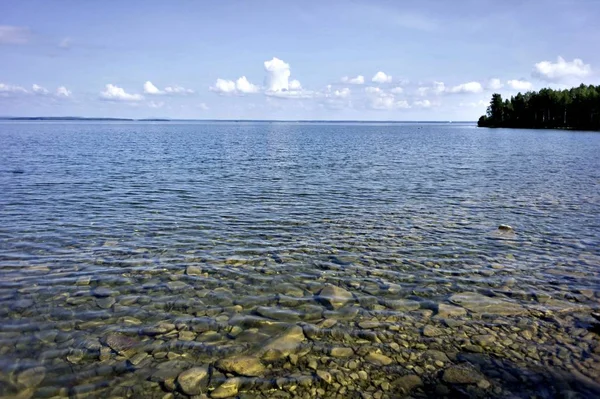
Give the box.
[104,333,139,353]
[16,366,46,389]
[317,284,353,310]
[423,325,442,337]
[215,356,265,377]
[498,224,513,232]
[177,366,209,395]
[186,265,203,275]
[93,287,116,297]
[394,375,423,394]
[261,325,305,360]
[211,377,241,398]
[449,292,526,316]
[437,303,466,318]
[365,352,393,366]
[255,306,301,322]
[442,364,486,384]
[382,299,420,311]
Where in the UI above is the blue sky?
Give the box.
[0,0,598,120]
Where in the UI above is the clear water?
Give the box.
[0,122,599,398]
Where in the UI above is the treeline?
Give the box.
[477,84,600,130]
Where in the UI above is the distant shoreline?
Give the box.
[0,117,474,124]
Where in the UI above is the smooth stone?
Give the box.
[211,377,241,398]
[186,265,203,276]
[382,299,420,311]
[16,366,46,389]
[177,366,209,395]
[316,370,332,384]
[317,285,353,310]
[437,303,467,318]
[330,347,354,358]
[442,364,486,384]
[129,352,149,366]
[394,375,423,394]
[215,356,265,377]
[365,352,393,366]
[104,333,139,353]
[255,306,301,322]
[358,321,382,329]
[473,334,496,346]
[11,299,34,311]
[96,297,116,309]
[167,281,191,291]
[261,325,305,360]
[449,292,526,316]
[423,325,442,337]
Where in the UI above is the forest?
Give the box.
[477,84,600,130]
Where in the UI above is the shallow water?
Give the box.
[0,121,599,398]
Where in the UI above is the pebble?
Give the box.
[176,366,209,395]
[215,356,265,377]
[211,377,241,398]
[423,325,442,337]
[365,352,393,366]
[330,347,354,358]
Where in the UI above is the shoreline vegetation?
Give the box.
[478,84,600,131]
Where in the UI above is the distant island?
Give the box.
[478,84,600,131]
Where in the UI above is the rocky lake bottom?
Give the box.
[1,122,599,398]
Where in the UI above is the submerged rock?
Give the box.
[104,333,139,353]
[317,284,353,310]
[365,351,393,366]
[211,377,241,398]
[262,325,305,360]
[394,375,423,394]
[437,303,467,318]
[215,356,265,377]
[177,366,209,395]
[16,366,46,389]
[449,292,526,316]
[442,364,486,384]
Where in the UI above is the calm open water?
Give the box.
[0,122,599,399]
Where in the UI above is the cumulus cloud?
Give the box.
[390,87,404,94]
[289,79,302,90]
[372,71,392,83]
[417,81,445,96]
[32,84,49,95]
[56,86,71,97]
[447,81,483,94]
[341,75,365,85]
[324,85,351,99]
[365,86,384,95]
[0,83,28,96]
[233,76,260,94]
[164,85,194,95]
[486,78,504,90]
[100,84,143,101]
[533,56,592,82]
[210,76,259,95]
[144,81,163,94]
[370,96,409,110]
[198,103,209,110]
[145,81,194,95]
[0,26,30,44]
[264,57,291,91]
[507,79,533,91]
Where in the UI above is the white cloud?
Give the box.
[289,79,302,90]
[487,78,504,90]
[198,103,209,110]
[32,84,49,95]
[365,86,384,95]
[0,83,28,96]
[370,96,409,110]
[234,76,259,94]
[417,81,445,96]
[341,75,365,85]
[100,84,143,101]
[372,71,392,83]
[210,76,259,95]
[264,57,291,91]
[413,100,432,108]
[56,86,71,97]
[0,26,30,44]
[324,85,351,99]
[447,81,483,94]
[164,86,194,95]
[265,89,315,99]
[533,56,592,82]
[390,87,404,94]
[507,79,533,91]
[210,79,236,94]
[144,81,163,94]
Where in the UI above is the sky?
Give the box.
[0,0,599,120]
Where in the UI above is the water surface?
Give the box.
[1,122,599,398]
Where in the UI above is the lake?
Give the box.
[0,121,599,398]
